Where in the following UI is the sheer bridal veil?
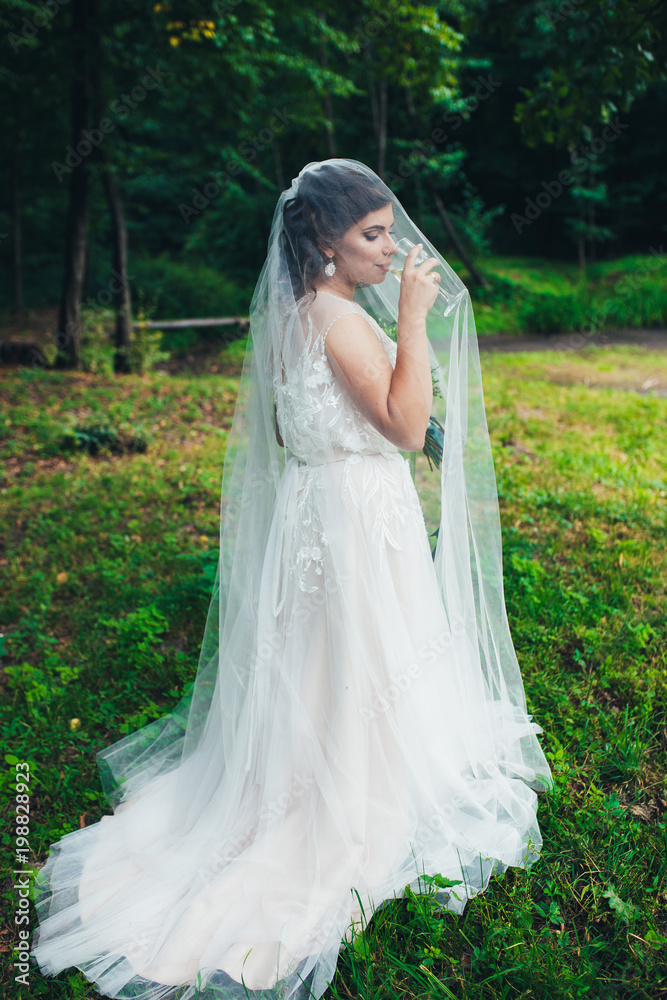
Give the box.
[31,156,553,1000]
[94,158,552,818]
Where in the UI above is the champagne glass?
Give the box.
[388,238,434,275]
[388,237,460,316]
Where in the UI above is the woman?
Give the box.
[31,159,552,999]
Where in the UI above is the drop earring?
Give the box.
[324,256,336,277]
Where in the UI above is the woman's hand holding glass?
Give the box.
[392,240,442,319]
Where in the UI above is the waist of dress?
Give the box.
[292,448,401,467]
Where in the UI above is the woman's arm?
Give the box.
[322,247,438,451]
[323,315,430,451]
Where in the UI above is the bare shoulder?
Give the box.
[312,315,392,438]
[324,307,389,369]
[302,290,390,384]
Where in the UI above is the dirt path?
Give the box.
[477,327,667,352]
[477,328,667,397]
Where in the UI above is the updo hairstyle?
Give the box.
[281,163,395,299]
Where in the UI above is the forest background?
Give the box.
[1,0,667,368]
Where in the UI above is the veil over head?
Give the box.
[97,157,552,810]
[33,159,552,1000]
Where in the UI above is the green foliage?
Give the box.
[602,884,641,925]
[449,186,506,257]
[2,0,667,348]
[79,302,116,375]
[59,421,148,457]
[128,301,171,375]
[129,252,252,356]
[4,654,81,724]
[508,0,666,149]
[469,253,667,335]
[99,603,170,681]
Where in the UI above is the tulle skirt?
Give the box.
[31,450,546,999]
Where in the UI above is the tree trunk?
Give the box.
[403,87,425,229]
[318,13,336,158]
[577,201,586,274]
[91,19,132,373]
[367,65,379,150]
[414,172,425,233]
[578,232,586,274]
[56,0,96,369]
[433,192,490,289]
[88,3,131,373]
[377,77,387,181]
[56,164,89,368]
[82,240,91,300]
[272,139,285,191]
[12,145,22,316]
[101,166,133,373]
[322,94,336,158]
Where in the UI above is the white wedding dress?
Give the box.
[31,289,547,1000]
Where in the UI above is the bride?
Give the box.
[31,159,552,1000]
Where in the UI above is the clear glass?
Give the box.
[388,237,437,274]
[388,237,455,310]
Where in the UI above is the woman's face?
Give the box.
[320,203,399,289]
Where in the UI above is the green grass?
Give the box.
[1,347,666,998]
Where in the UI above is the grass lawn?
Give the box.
[1,344,666,999]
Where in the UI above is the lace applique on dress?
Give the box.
[340,453,427,573]
[274,296,423,592]
[292,467,328,594]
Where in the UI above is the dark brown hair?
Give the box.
[282,164,395,299]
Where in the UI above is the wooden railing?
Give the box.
[0,317,251,366]
[132,317,250,331]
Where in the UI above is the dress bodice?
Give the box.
[273,291,400,464]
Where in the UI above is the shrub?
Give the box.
[128,299,171,374]
[59,421,148,457]
[79,301,116,374]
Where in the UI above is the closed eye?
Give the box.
[366,229,397,241]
